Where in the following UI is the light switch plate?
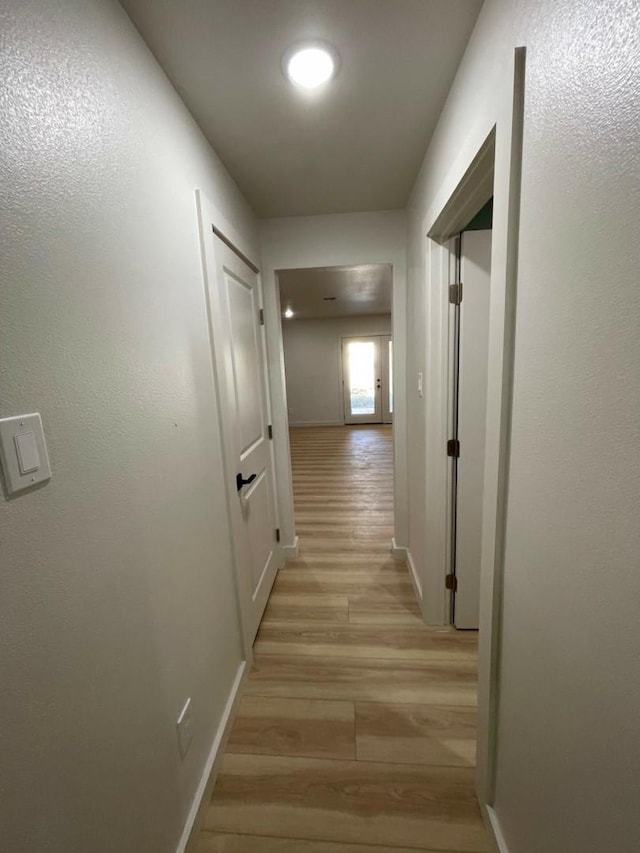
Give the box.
[0,413,52,495]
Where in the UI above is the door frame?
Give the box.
[446,235,462,625]
[450,229,493,631]
[196,190,282,655]
[341,333,393,425]
[381,334,393,425]
[260,235,408,559]
[422,47,526,816]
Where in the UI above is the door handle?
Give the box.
[236,472,257,492]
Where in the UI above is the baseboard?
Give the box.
[288,421,343,427]
[484,805,510,853]
[283,535,299,559]
[405,547,423,602]
[390,537,407,558]
[391,539,422,605]
[177,659,249,853]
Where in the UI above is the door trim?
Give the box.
[448,235,462,625]
[260,224,409,555]
[422,47,526,814]
[212,224,260,273]
[381,335,393,424]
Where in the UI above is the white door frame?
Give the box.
[261,247,407,559]
[453,230,493,631]
[381,334,393,425]
[422,47,526,816]
[195,190,282,655]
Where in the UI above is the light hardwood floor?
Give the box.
[196,426,488,853]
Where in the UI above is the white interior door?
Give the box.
[197,196,282,647]
[453,229,492,629]
[342,335,393,425]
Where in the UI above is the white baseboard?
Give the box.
[288,421,343,427]
[405,547,423,602]
[177,659,249,853]
[283,535,299,559]
[484,805,510,853]
[391,539,423,606]
[390,537,407,558]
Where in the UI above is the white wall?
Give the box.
[0,1,257,851]
[259,210,407,550]
[406,2,640,851]
[283,315,392,426]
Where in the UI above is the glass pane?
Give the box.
[388,340,393,413]
[348,341,375,415]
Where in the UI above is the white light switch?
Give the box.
[0,413,51,495]
[15,432,40,474]
[417,372,423,398]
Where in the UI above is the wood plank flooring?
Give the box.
[195,426,488,853]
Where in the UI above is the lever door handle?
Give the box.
[236,472,257,492]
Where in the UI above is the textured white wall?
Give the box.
[406,1,640,851]
[259,210,408,548]
[282,315,392,425]
[0,1,256,851]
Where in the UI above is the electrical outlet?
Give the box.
[176,697,193,760]
[417,372,423,398]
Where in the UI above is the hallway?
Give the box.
[196,426,488,852]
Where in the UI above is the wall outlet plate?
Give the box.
[176,697,193,760]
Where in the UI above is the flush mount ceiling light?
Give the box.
[284,307,294,318]
[283,41,339,90]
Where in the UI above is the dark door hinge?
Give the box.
[259,308,264,325]
[275,528,280,542]
[268,424,273,439]
[445,573,458,592]
[447,439,460,458]
[449,283,463,304]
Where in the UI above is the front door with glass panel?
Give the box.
[342,335,393,424]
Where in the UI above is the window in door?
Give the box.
[342,335,392,424]
[346,340,376,416]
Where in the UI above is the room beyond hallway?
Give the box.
[196,426,488,852]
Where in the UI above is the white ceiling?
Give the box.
[278,264,392,319]
[119,0,483,218]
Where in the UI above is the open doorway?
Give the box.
[422,46,525,825]
[426,133,503,814]
[276,262,395,567]
[277,264,393,428]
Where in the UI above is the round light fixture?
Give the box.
[284,307,294,318]
[284,42,338,90]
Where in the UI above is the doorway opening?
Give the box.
[426,131,501,815]
[277,263,393,426]
[277,261,394,539]
[424,45,525,822]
